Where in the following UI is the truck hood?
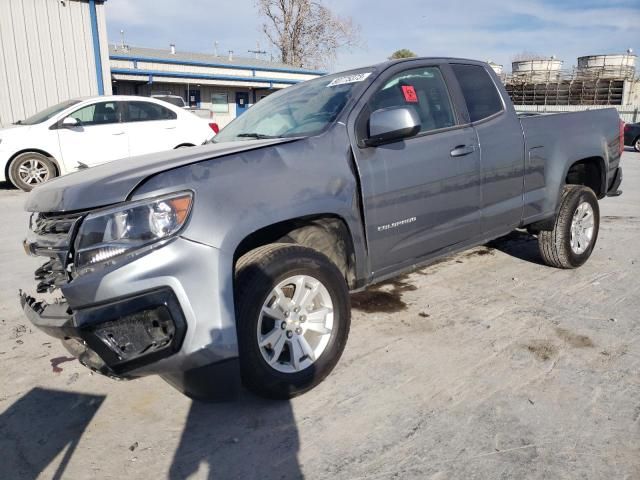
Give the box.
[25,138,296,213]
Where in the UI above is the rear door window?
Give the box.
[125,101,177,122]
[451,64,503,122]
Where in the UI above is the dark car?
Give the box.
[624,122,640,152]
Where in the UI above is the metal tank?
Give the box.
[488,61,503,75]
[511,57,563,82]
[576,50,636,79]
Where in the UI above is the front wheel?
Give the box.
[538,185,599,269]
[634,137,640,153]
[9,152,57,191]
[235,243,351,399]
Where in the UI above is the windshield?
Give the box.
[214,70,373,143]
[19,99,82,125]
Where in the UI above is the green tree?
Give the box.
[389,49,417,60]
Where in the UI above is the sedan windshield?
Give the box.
[214,70,373,143]
[18,99,81,125]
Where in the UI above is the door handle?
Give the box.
[165,126,176,130]
[450,145,475,157]
[112,131,125,136]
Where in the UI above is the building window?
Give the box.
[211,92,229,113]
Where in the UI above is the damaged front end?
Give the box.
[21,212,187,378]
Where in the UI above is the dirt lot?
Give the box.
[1,150,639,480]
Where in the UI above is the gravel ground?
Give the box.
[1,150,639,480]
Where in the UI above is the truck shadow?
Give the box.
[487,230,546,265]
[169,392,302,480]
[0,387,105,480]
[166,253,304,479]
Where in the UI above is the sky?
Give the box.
[105,0,640,73]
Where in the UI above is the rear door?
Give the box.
[123,101,179,156]
[450,63,525,236]
[57,101,128,169]
[350,61,482,277]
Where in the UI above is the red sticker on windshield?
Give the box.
[402,85,418,103]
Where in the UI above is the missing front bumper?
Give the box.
[20,287,187,377]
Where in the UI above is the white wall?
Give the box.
[0,0,111,127]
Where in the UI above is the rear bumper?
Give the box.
[606,166,623,197]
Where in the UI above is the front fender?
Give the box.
[130,129,368,283]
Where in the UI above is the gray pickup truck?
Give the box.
[21,58,624,400]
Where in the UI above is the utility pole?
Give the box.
[248,41,267,60]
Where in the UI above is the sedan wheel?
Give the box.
[9,152,57,192]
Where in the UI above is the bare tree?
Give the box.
[258,0,360,69]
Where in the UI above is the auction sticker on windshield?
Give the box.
[327,72,372,87]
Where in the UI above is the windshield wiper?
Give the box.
[236,133,281,139]
[13,120,22,125]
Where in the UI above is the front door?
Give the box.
[351,63,482,277]
[235,92,249,116]
[57,101,128,170]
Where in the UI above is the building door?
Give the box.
[235,92,249,116]
[185,89,201,108]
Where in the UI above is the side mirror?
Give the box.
[366,106,421,147]
[61,117,80,128]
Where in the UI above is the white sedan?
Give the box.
[0,95,216,191]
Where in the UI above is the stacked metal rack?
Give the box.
[505,52,637,106]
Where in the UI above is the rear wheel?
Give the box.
[9,152,57,191]
[538,185,599,269]
[634,137,640,152]
[235,243,350,399]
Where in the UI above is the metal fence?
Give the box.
[515,105,640,123]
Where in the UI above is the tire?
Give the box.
[8,152,57,191]
[235,243,351,399]
[538,185,599,269]
[634,137,640,153]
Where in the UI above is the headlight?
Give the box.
[74,191,193,274]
